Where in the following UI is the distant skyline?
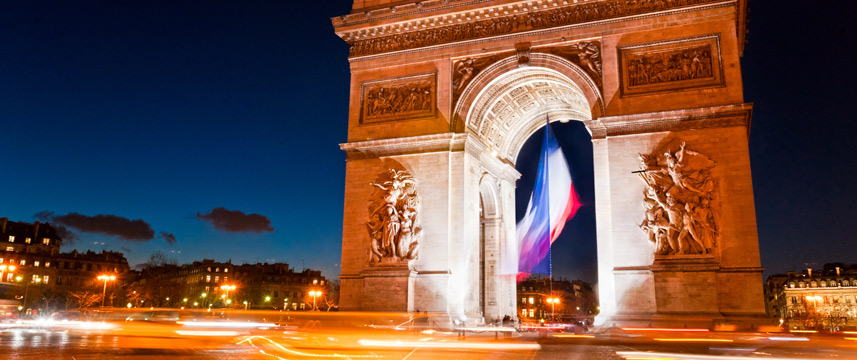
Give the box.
[2,1,857,283]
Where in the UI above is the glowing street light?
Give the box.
[97,274,117,308]
[309,290,322,311]
[546,297,560,320]
[265,296,271,302]
[220,284,236,307]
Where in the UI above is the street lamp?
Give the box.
[309,290,322,311]
[97,274,117,308]
[546,297,559,320]
[220,284,236,308]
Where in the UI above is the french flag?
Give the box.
[514,116,581,280]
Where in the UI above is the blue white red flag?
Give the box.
[513,116,581,279]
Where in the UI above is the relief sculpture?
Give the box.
[347,0,718,57]
[619,35,723,96]
[367,169,421,264]
[541,41,603,88]
[451,52,513,106]
[626,46,713,86]
[637,143,718,256]
[361,74,435,124]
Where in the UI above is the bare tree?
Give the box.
[69,291,101,311]
[146,251,178,268]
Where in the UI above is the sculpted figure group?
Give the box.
[367,170,421,264]
[638,143,718,256]
[365,82,432,118]
[627,46,713,87]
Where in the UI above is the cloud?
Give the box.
[33,211,77,244]
[160,232,177,245]
[36,211,155,241]
[196,207,274,233]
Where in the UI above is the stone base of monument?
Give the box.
[354,263,415,312]
[597,255,771,330]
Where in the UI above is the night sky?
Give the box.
[2,1,856,285]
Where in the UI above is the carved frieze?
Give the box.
[637,143,718,256]
[539,41,603,88]
[367,170,422,265]
[346,0,723,57]
[360,73,436,124]
[618,35,724,97]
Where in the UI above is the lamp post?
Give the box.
[97,274,117,309]
[546,297,559,321]
[309,290,321,311]
[220,285,236,308]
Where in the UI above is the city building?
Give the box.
[765,263,857,331]
[137,260,328,310]
[0,218,131,311]
[517,277,597,323]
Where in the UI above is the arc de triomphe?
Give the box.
[333,0,766,327]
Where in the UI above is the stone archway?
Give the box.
[334,0,766,328]
[457,56,607,322]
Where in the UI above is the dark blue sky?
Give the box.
[2,1,856,283]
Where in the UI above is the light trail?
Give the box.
[358,339,541,350]
[618,351,820,360]
[552,334,595,338]
[653,338,733,343]
[178,321,275,328]
[767,336,809,342]
[621,327,709,333]
[239,335,382,358]
[175,330,240,336]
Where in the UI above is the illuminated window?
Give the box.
[313,279,318,285]
[207,267,211,272]
[25,238,31,244]
[42,238,50,245]
[8,236,14,243]
[0,258,3,263]
[19,260,25,265]
[528,309,534,317]
[215,268,220,272]
[34,261,40,267]
[5,273,11,282]
[522,297,526,303]
[224,268,228,273]
[45,262,50,268]
[43,276,49,284]
[206,275,211,282]
[528,297,534,305]
[214,276,219,282]
[32,275,40,282]
[321,281,324,285]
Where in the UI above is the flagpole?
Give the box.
[545,115,553,312]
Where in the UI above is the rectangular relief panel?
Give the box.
[618,34,724,97]
[360,73,436,125]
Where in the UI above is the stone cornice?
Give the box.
[717,266,764,273]
[340,133,469,160]
[335,0,739,60]
[588,103,752,139]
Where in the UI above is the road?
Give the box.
[2,328,857,360]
